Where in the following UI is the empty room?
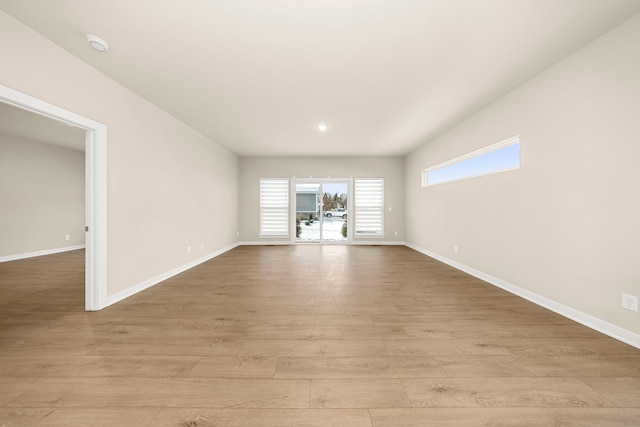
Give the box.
[1,1,639,426]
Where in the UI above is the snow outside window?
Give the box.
[259,178,289,238]
[354,178,384,237]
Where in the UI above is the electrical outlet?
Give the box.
[187,246,191,254]
[622,293,638,312]
[454,245,458,254]
[200,243,204,249]
[64,234,70,241]
[394,230,398,236]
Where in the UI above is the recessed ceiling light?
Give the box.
[87,35,109,52]
[317,123,328,132]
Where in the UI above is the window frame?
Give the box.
[422,135,520,187]
[259,177,290,238]
[353,177,385,238]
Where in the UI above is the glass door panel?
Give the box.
[295,181,349,242]
[295,183,320,241]
[321,182,348,242]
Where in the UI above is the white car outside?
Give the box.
[325,208,347,219]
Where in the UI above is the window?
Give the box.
[259,178,289,238]
[354,178,384,237]
[422,136,520,187]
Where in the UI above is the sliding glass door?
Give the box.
[320,181,348,242]
[295,180,349,242]
[295,183,321,242]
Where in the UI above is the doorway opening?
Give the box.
[0,84,107,310]
[294,179,350,243]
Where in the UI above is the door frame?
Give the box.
[291,177,352,243]
[0,85,107,311]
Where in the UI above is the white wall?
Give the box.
[0,133,84,257]
[405,14,640,337]
[239,157,404,242]
[0,11,239,297]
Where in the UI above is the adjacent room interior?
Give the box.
[1,1,639,425]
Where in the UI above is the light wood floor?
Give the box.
[1,245,639,426]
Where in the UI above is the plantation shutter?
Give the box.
[354,178,384,237]
[259,178,289,238]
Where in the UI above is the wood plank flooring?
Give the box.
[1,245,639,426]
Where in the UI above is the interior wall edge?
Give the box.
[405,242,640,351]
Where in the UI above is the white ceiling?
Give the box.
[1,0,639,157]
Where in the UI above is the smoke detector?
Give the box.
[87,35,109,52]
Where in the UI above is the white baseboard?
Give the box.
[350,240,405,246]
[0,245,86,263]
[405,242,640,350]
[240,241,292,246]
[239,240,406,246]
[105,242,240,308]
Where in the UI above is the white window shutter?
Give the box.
[259,178,289,238]
[354,178,384,237]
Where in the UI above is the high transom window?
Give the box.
[422,136,520,187]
